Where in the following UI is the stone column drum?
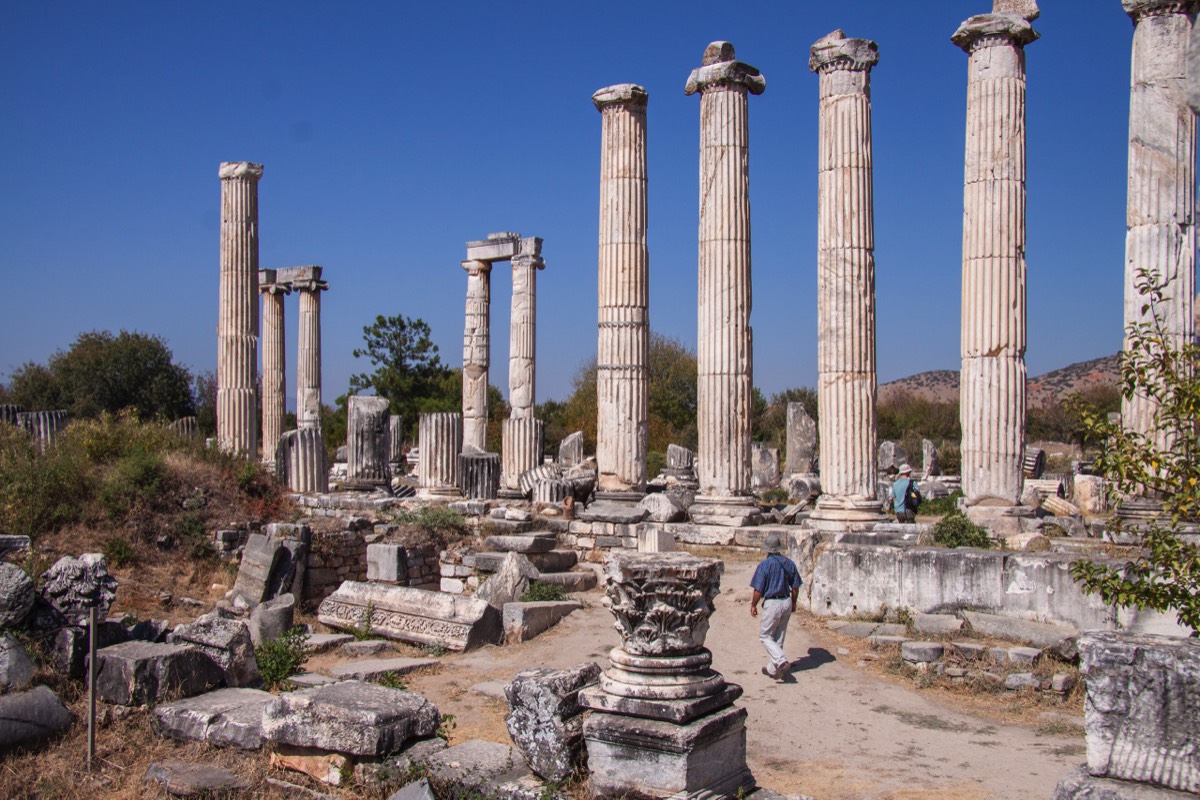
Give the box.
[580,553,751,797]
[808,31,886,523]
[501,417,545,495]
[294,267,327,431]
[509,238,544,421]
[459,451,501,500]
[259,270,289,464]
[216,161,263,456]
[389,415,404,465]
[594,83,651,497]
[684,43,764,525]
[1122,0,1198,451]
[952,9,1038,506]
[418,412,463,499]
[346,395,391,488]
[461,259,492,452]
[275,427,328,494]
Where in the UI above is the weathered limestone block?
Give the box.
[144,760,250,795]
[40,553,117,624]
[153,687,274,750]
[418,412,462,498]
[0,634,35,692]
[229,529,309,607]
[423,739,535,793]
[367,543,409,583]
[1078,631,1200,793]
[347,395,391,487]
[458,451,500,500]
[637,493,686,523]
[475,552,539,610]
[637,527,677,552]
[170,618,261,688]
[485,533,557,554]
[275,427,328,494]
[1074,474,1108,514]
[877,441,909,475]
[501,417,544,493]
[504,662,601,782]
[1052,764,1197,800]
[785,402,817,474]
[0,563,34,628]
[52,621,130,679]
[751,443,780,490]
[327,657,437,683]
[922,439,941,476]
[534,571,598,593]
[317,582,501,651]
[502,601,581,643]
[0,686,71,753]
[262,680,440,757]
[248,593,295,647]
[94,641,224,706]
[963,611,1078,649]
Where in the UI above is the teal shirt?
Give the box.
[891,477,915,512]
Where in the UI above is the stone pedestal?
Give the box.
[458,451,500,500]
[275,428,328,494]
[294,267,327,431]
[461,259,492,452]
[419,412,463,499]
[216,161,262,457]
[501,417,544,496]
[953,11,1038,506]
[685,42,764,519]
[594,83,650,497]
[346,396,390,489]
[580,552,751,798]
[808,31,887,524]
[259,271,289,465]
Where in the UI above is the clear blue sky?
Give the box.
[1,2,1141,408]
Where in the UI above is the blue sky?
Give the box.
[1,2,1140,408]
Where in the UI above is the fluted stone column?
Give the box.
[1122,0,1198,450]
[217,161,263,456]
[952,10,1038,506]
[501,417,544,495]
[294,267,327,431]
[509,238,544,420]
[346,395,390,488]
[685,42,764,525]
[389,415,404,465]
[594,83,650,497]
[461,259,492,452]
[259,270,289,464]
[275,427,328,494]
[808,31,886,523]
[419,412,463,499]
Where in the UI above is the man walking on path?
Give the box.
[750,532,802,680]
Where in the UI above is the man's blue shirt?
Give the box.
[750,554,802,599]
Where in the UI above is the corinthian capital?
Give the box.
[602,552,723,656]
[685,41,765,96]
[809,30,879,74]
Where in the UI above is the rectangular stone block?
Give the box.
[502,601,580,643]
[1080,632,1200,794]
[318,581,501,651]
[94,641,224,706]
[530,571,597,593]
[637,529,676,553]
[484,533,556,554]
[153,687,274,750]
[367,543,408,583]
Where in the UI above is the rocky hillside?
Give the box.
[879,353,1120,407]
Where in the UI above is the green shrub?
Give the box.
[931,510,992,549]
[392,505,467,535]
[521,581,568,602]
[235,459,271,498]
[646,450,666,481]
[375,671,409,690]
[255,626,309,690]
[921,490,964,517]
[0,424,91,538]
[758,487,789,506]
[98,447,167,519]
[174,512,210,559]
[103,536,135,567]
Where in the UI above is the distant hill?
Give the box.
[879,353,1120,407]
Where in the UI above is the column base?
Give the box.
[963,504,1036,538]
[595,490,645,503]
[689,495,762,527]
[809,495,887,524]
[417,487,464,501]
[578,499,649,525]
[497,488,527,500]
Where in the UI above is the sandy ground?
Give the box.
[380,551,1084,800]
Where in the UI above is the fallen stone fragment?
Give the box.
[318,582,501,651]
[248,593,295,647]
[305,633,353,653]
[152,687,273,750]
[144,760,249,797]
[423,739,533,789]
[505,663,600,782]
[170,617,261,688]
[0,563,35,628]
[962,610,1078,649]
[529,571,597,593]
[389,778,436,800]
[262,680,440,756]
[475,552,539,610]
[289,672,338,688]
[0,685,71,752]
[0,633,36,692]
[271,744,351,786]
[1051,764,1197,800]
[828,621,907,638]
[1004,672,1040,691]
[53,621,130,679]
[484,533,556,554]
[340,640,393,657]
[868,635,908,650]
[1050,673,1076,694]
[637,493,686,523]
[328,657,437,682]
[354,737,447,787]
[1007,646,1042,666]
[502,601,580,643]
[901,641,944,664]
[911,613,963,635]
[94,641,224,706]
[950,641,987,660]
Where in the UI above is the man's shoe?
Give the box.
[761,666,780,680]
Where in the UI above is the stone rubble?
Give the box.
[505,662,601,782]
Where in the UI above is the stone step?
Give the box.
[144,761,249,796]
[328,657,439,682]
[484,533,557,554]
[532,570,598,593]
[502,601,581,643]
[474,549,577,574]
[306,633,354,654]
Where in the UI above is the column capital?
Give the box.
[952,13,1039,53]
[1122,0,1199,22]
[993,0,1039,20]
[512,254,545,271]
[809,30,879,74]
[685,41,765,96]
[593,83,648,111]
[518,236,542,257]
[292,279,328,292]
[218,161,264,181]
[461,259,492,276]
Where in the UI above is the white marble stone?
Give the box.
[461,259,491,452]
[418,412,463,498]
[294,267,326,431]
[259,270,289,464]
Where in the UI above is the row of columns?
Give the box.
[260,266,327,461]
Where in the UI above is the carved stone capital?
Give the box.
[461,259,491,276]
[218,161,264,181]
[291,279,328,293]
[593,83,649,111]
[601,552,723,656]
[685,41,765,96]
[809,30,879,74]
[993,0,1040,20]
[952,14,1039,52]
[1123,0,1199,22]
[512,254,545,271]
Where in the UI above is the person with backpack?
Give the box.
[890,463,922,522]
[749,533,803,681]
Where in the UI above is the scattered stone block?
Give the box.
[637,494,686,524]
[272,744,352,786]
[1072,475,1107,515]
[484,533,556,554]
[328,657,438,682]
[248,593,295,647]
[1052,764,1198,800]
[367,543,407,583]
[476,552,539,610]
[1079,632,1200,793]
[529,571,597,593]
[0,633,36,692]
[504,508,533,522]
[262,680,440,757]
[153,687,274,750]
[987,647,1012,665]
[911,613,963,635]
[389,778,436,800]
[637,526,677,551]
[751,443,780,490]
[504,663,600,782]
[1007,646,1043,666]
[527,549,578,573]
[578,501,649,525]
[289,672,337,687]
[962,610,1079,649]
[1050,673,1077,694]
[0,685,71,752]
[1005,672,1040,691]
[0,563,34,628]
[1004,531,1051,551]
[144,760,249,797]
[786,403,818,474]
[868,635,908,650]
[170,618,261,688]
[95,641,224,706]
[828,621,906,638]
[950,641,987,660]
[53,621,130,679]
[341,640,394,657]
[306,633,353,653]
[229,533,282,606]
[355,738,447,787]
[319,582,502,651]
[423,739,532,788]
[502,601,580,643]
[901,641,945,663]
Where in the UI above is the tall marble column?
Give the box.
[685,42,764,525]
[952,8,1038,506]
[1122,0,1198,451]
[217,161,263,456]
[594,83,650,497]
[508,237,544,420]
[259,270,290,464]
[294,267,327,430]
[808,31,886,523]
[461,259,492,452]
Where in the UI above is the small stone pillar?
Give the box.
[418,412,463,499]
[388,415,404,465]
[461,259,492,453]
[346,395,390,489]
[685,42,764,526]
[580,553,751,797]
[1122,0,1198,454]
[216,161,263,457]
[501,417,545,496]
[16,410,69,453]
[0,405,23,426]
[459,451,501,500]
[809,31,887,523]
[275,427,328,494]
[952,7,1038,506]
[259,269,290,463]
[294,266,327,430]
[594,83,650,498]
[509,238,544,421]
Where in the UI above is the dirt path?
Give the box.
[393,554,1083,800]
